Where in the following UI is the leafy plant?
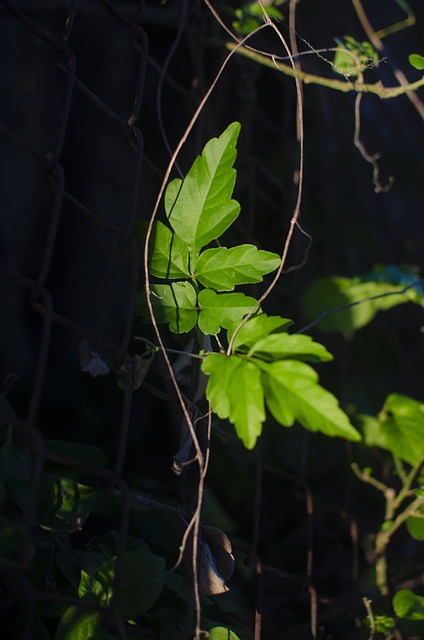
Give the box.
[333,36,379,78]
[136,123,361,449]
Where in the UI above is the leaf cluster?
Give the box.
[135,122,280,335]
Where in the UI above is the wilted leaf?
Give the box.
[79,340,111,377]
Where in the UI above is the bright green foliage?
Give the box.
[368,615,395,634]
[232,1,285,36]
[258,360,360,441]
[143,219,190,279]
[409,53,424,70]
[137,282,198,333]
[197,289,258,335]
[393,589,424,620]
[208,627,241,640]
[136,122,281,335]
[53,608,110,640]
[195,245,280,291]
[333,35,378,77]
[361,393,424,465]
[202,354,265,449]
[302,265,423,332]
[406,492,424,541]
[166,122,241,261]
[202,315,361,449]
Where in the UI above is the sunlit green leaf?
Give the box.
[201,354,242,420]
[393,589,424,620]
[208,627,241,640]
[136,220,190,279]
[202,354,265,449]
[197,289,257,335]
[247,332,333,363]
[229,313,293,352]
[362,394,424,465]
[409,53,424,70]
[302,268,423,333]
[259,360,361,441]
[166,122,241,262]
[195,244,280,291]
[333,35,378,77]
[406,501,424,541]
[53,607,111,640]
[135,282,198,334]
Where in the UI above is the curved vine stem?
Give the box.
[225,42,424,102]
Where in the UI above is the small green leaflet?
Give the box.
[333,35,378,78]
[258,360,361,441]
[198,289,258,335]
[136,282,198,333]
[409,53,424,70]
[195,244,280,291]
[165,122,241,262]
[137,220,190,279]
[229,313,293,351]
[247,332,333,362]
[393,589,424,621]
[201,354,265,449]
[361,393,424,465]
[208,627,241,640]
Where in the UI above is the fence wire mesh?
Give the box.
[0,1,423,640]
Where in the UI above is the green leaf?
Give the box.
[166,122,241,261]
[95,551,167,620]
[247,332,333,363]
[302,270,423,333]
[259,360,361,441]
[195,245,280,291]
[333,36,378,78]
[197,289,257,335]
[409,53,424,70]
[135,282,198,334]
[38,478,96,533]
[202,354,265,449]
[53,607,110,640]
[377,394,424,465]
[137,220,190,279]
[229,313,293,351]
[208,627,241,640]
[362,394,424,465]
[201,354,243,420]
[406,502,424,541]
[393,589,424,620]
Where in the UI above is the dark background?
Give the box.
[0,1,423,638]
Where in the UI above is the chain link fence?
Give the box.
[1,2,423,639]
